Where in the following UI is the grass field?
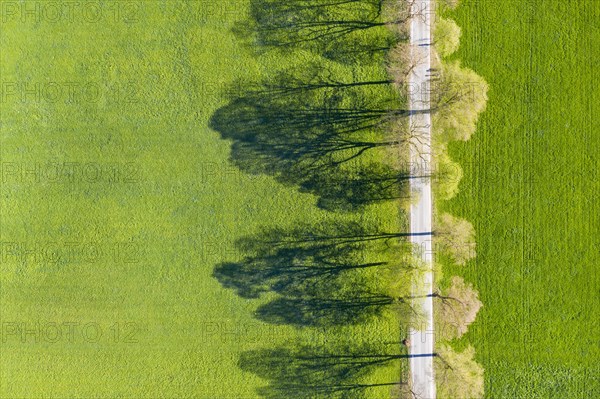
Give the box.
[440,0,600,397]
[0,1,409,398]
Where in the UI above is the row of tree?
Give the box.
[209,0,488,397]
[210,62,485,212]
[214,219,483,397]
[430,5,488,399]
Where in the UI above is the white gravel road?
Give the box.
[407,0,436,398]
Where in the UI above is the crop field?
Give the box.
[440,0,600,397]
[0,1,415,398]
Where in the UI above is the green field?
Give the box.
[441,0,600,397]
[3,0,597,397]
[0,1,410,398]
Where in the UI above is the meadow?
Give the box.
[440,0,600,397]
[0,1,413,398]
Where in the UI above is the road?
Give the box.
[407,0,436,398]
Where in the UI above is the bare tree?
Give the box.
[386,43,429,87]
[434,276,482,340]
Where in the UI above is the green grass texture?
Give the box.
[441,0,600,397]
[0,1,407,398]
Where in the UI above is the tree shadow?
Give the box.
[240,221,428,249]
[214,221,413,297]
[302,163,415,211]
[234,0,405,64]
[228,62,397,100]
[239,341,411,399]
[255,293,409,327]
[209,75,424,211]
[213,236,387,299]
[214,222,420,327]
[211,92,406,142]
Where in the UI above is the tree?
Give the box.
[435,213,476,265]
[434,276,482,340]
[435,344,484,399]
[432,147,463,201]
[434,18,461,58]
[433,60,489,142]
[386,42,429,87]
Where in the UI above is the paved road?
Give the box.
[407,0,436,398]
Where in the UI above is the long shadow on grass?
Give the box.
[214,221,415,298]
[239,341,416,399]
[234,0,405,64]
[214,221,421,327]
[209,71,433,211]
[255,293,414,327]
[229,62,398,100]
